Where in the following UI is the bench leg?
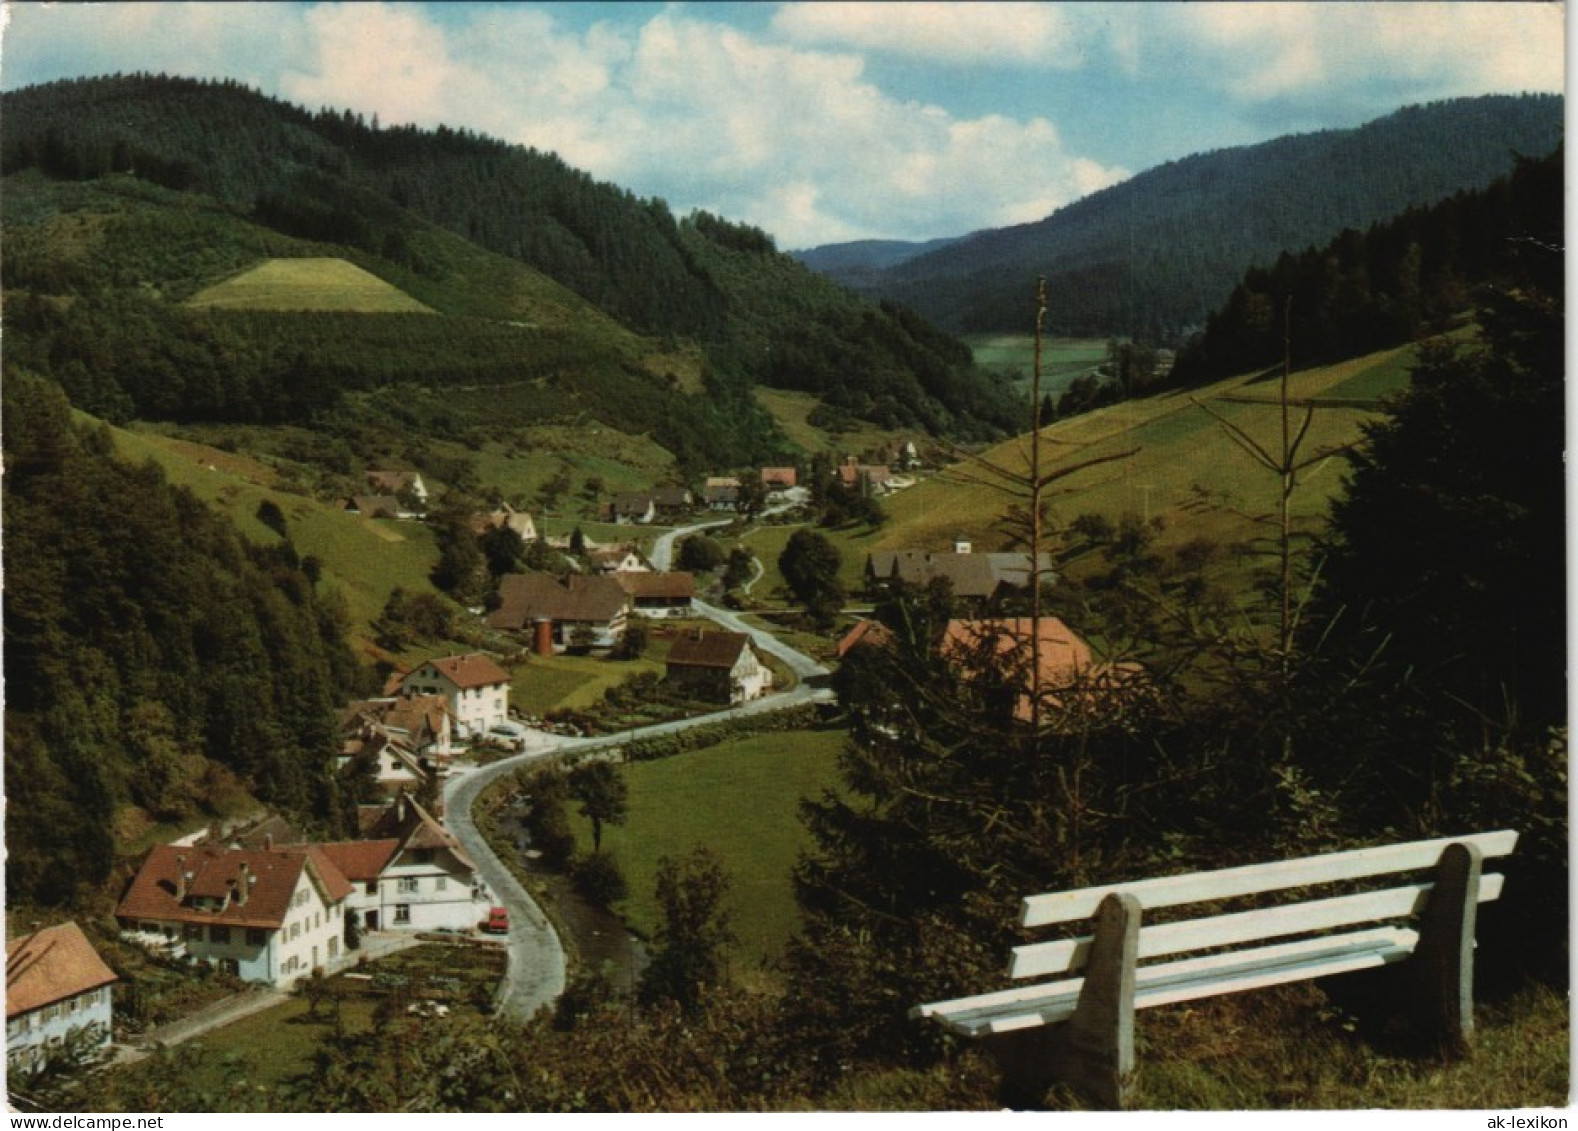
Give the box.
[1409,841,1483,1056]
[991,892,1141,1108]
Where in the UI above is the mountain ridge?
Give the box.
[796,94,1562,339]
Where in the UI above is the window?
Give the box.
[436,876,447,892]
[210,925,231,945]
[183,923,202,942]
[415,848,434,865]
[247,927,267,947]
[289,923,300,941]
[365,880,378,896]
[328,938,339,960]
[398,877,420,894]
[394,905,411,925]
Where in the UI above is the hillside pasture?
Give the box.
[185,257,437,313]
[104,424,443,642]
[754,386,906,456]
[966,334,1108,400]
[875,344,1418,565]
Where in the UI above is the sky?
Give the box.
[0,2,1565,249]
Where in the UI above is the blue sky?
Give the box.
[1,2,1564,248]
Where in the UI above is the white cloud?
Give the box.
[770,1,1086,67]
[1162,3,1565,103]
[275,5,1124,246]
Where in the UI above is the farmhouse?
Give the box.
[398,653,511,739]
[701,477,741,510]
[939,618,1146,723]
[116,844,352,987]
[343,495,403,519]
[366,469,428,506]
[866,548,1055,604]
[470,501,538,543]
[589,546,647,574]
[317,797,480,933]
[486,573,630,651]
[617,570,696,617]
[607,492,657,524]
[665,629,773,704]
[6,922,117,1073]
[651,486,693,519]
[760,467,798,490]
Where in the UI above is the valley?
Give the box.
[1,71,1563,1114]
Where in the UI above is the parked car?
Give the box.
[486,721,530,749]
[480,906,510,934]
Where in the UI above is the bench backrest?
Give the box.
[1011,830,1517,982]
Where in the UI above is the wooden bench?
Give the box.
[914,830,1517,1107]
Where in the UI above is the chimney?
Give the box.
[237,862,251,906]
[175,855,189,901]
[264,833,274,852]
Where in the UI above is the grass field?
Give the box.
[966,334,1108,400]
[186,257,437,313]
[736,520,884,606]
[569,726,848,967]
[873,344,1417,568]
[104,424,442,643]
[754,386,908,456]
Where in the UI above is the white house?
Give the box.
[664,630,774,704]
[399,653,511,739]
[116,844,352,988]
[6,922,117,1074]
[367,469,428,507]
[318,797,484,933]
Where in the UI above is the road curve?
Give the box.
[443,599,832,1022]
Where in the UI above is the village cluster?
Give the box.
[7,439,1136,1077]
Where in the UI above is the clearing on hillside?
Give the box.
[185,257,436,313]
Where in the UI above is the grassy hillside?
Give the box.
[186,256,437,313]
[873,344,1417,565]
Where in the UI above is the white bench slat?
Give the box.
[1020,830,1517,927]
[919,927,1419,1038]
[1010,872,1504,980]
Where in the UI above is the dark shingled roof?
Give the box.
[666,629,753,669]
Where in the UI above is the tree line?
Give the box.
[3,371,363,908]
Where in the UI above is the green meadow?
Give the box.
[568,726,848,967]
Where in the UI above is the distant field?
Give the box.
[570,726,848,966]
[966,334,1108,401]
[754,386,906,456]
[186,257,436,313]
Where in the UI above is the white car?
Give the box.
[486,722,530,749]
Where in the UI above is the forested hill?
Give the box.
[805,94,1562,339]
[1,74,1017,441]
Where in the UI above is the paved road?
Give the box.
[441,599,832,1023]
[648,517,733,572]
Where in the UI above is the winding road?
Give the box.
[442,592,832,1022]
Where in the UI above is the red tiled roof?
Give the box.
[835,618,893,659]
[314,840,400,882]
[116,844,352,930]
[415,652,511,690]
[7,922,117,1019]
[666,630,752,669]
[940,618,1093,686]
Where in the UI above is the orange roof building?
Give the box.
[116,844,353,987]
[399,653,512,738]
[6,922,117,1067]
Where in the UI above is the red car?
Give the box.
[480,906,510,934]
